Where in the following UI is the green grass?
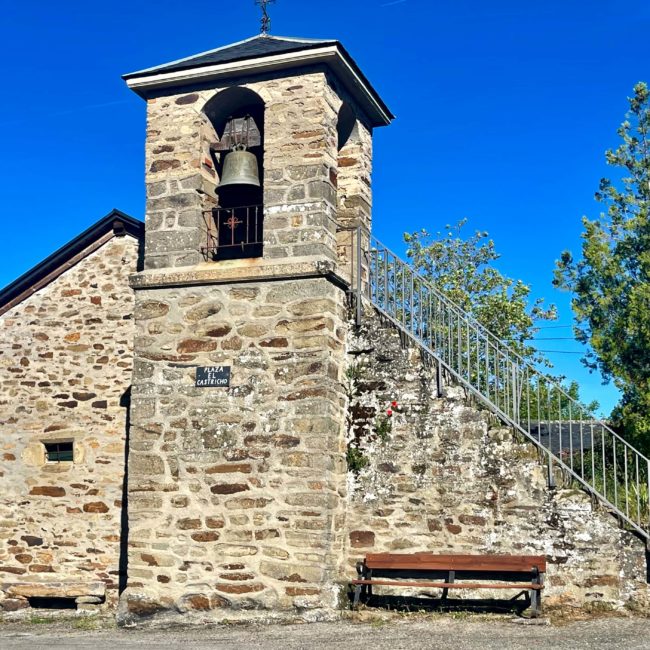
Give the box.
[28,615,56,625]
[72,616,99,631]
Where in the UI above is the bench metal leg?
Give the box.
[530,589,539,617]
[441,570,455,603]
[353,561,369,609]
[352,584,362,610]
[530,571,544,618]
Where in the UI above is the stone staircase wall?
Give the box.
[344,306,649,611]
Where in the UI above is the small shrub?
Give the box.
[375,415,392,442]
[28,615,55,625]
[347,446,369,473]
[73,616,98,631]
[345,364,363,382]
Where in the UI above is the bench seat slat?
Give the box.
[351,579,543,590]
[364,553,546,573]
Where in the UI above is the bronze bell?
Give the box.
[218,144,261,188]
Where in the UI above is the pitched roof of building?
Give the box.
[0,209,144,316]
[123,35,394,127]
[123,35,338,78]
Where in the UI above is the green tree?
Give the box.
[404,219,557,365]
[553,82,650,450]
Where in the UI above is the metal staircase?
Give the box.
[345,226,650,542]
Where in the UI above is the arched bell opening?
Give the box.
[203,87,265,261]
[337,102,356,152]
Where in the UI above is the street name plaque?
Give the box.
[195,366,231,388]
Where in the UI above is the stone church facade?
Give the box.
[0,35,648,622]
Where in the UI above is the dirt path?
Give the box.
[1,614,649,650]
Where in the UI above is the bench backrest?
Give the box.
[364,553,546,573]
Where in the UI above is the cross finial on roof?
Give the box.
[255,0,275,36]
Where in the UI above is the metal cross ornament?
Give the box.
[256,0,275,35]
[224,214,243,231]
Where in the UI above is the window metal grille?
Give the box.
[201,205,263,261]
[44,441,73,463]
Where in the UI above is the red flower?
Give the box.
[391,400,398,408]
[386,409,393,417]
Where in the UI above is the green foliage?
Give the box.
[346,445,369,473]
[345,364,363,381]
[374,415,392,442]
[404,220,557,365]
[402,218,606,427]
[73,616,99,631]
[28,615,55,625]
[554,82,650,451]
[525,378,599,421]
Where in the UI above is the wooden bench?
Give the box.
[351,553,546,617]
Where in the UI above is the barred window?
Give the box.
[44,441,73,463]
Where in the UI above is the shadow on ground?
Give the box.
[350,591,532,616]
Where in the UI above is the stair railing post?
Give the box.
[436,360,443,398]
[512,361,520,424]
[547,454,556,489]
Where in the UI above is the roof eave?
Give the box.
[121,35,338,79]
[0,210,144,316]
[124,45,394,128]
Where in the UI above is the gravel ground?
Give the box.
[1,615,650,650]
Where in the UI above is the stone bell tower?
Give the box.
[120,34,392,622]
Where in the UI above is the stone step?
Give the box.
[2,581,105,599]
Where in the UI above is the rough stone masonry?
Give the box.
[0,34,648,624]
[345,308,650,612]
[0,235,140,612]
[120,63,369,623]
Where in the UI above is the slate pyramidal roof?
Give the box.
[123,35,394,127]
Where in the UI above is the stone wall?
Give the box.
[0,235,140,612]
[336,116,373,234]
[2,232,647,620]
[125,43,647,625]
[143,70,346,270]
[123,59,376,624]
[120,274,349,623]
[345,307,650,612]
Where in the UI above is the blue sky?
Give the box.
[1,0,648,414]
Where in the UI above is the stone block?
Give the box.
[206,464,252,474]
[122,593,171,618]
[210,484,250,495]
[150,159,181,173]
[190,532,220,543]
[129,454,165,476]
[175,592,230,613]
[29,486,66,497]
[259,561,325,584]
[214,582,265,595]
[83,502,110,514]
[349,531,375,548]
[76,596,103,604]
[5,582,106,598]
[147,230,200,255]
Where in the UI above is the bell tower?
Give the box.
[121,34,392,623]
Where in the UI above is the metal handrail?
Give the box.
[351,227,650,541]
